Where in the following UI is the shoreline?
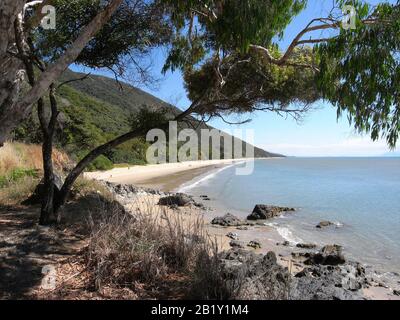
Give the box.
[88,159,400,300]
[85,158,256,191]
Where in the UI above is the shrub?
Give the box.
[0,168,39,188]
[0,176,38,205]
[86,155,113,171]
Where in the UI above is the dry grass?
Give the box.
[0,141,71,177]
[84,197,217,297]
[0,142,74,205]
[73,177,114,201]
[0,143,22,176]
[0,176,38,206]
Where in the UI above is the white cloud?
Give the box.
[262,137,398,157]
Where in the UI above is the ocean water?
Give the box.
[179,158,400,274]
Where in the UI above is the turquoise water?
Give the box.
[181,158,400,273]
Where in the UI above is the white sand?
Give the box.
[84,158,255,185]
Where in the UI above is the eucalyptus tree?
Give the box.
[0,0,123,146]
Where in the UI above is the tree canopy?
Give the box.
[34,0,171,78]
[317,1,400,147]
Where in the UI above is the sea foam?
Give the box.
[177,162,244,193]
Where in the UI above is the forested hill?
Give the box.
[14,69,283,168]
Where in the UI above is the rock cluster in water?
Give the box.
[247,204,295,220]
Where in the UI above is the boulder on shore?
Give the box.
[247,240,262,249]
[247,205,295,220]
[304,244,346,266]
[211,213,247,227]
[158,193,193,207]
[229,240,245,248]
[226,232,239,240]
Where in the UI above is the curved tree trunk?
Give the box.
[54,127,149,213]
[53,101,199,214]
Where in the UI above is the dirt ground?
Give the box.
[0,194,193,300]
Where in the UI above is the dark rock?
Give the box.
[158,193,193,207]
[193,202,206,209]
[247,240,262,249]
[291,261,367,300]
[22,174,64,206]
[229,240,245,248]
[304,245,346,266]
[292,252,311,259]
[211,213,247,227]
[378,282,389,289]
[247,205,295,220]
[316,221,334,229]
[237,226,248,231]
[213,248,367,300]
[226,232,239,240]
[393,290,400,296]
[218,249,291,299]
[296,243,317,249]
[105,182,165,196]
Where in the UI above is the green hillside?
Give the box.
[14,69,282,169]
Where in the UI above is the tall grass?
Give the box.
[85,197,216,295]
[0,142,72,205]
[0,142,71,177]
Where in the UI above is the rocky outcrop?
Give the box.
[105,182,165,197]
[218,249,291,299]
[247,205,295,220]
[292,261,367,300]
[226,232,239,240]
[229,240,245,248]
[158,193,194,207]
[247,240,262,249]
[304,245,346,266]
[211,213,247,227]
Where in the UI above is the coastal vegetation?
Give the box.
[1,0,400,300]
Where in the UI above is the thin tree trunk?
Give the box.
[14,13,59,225]
[38,85,59,225]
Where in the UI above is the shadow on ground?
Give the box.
[0,197,102,299]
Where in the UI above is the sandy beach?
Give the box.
[84,158,253,191]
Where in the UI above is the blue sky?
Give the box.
[72,0,399,157]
